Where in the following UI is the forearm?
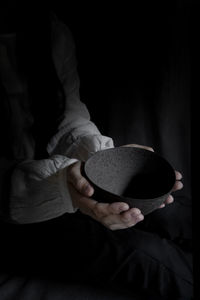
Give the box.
[1,155,78,224]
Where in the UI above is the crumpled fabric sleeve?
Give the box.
[1,17,114,224]
[9,155,78,224]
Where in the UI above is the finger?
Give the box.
[172,180,183,192]
[175,170,182,180]
[120,207,143,223]
[121,144,154,152]
[101,209,144,230]
[92,202,129,219]
[165,195,174,204]
[67,162,94,196]
[92,202,110,219]
[67,182,97,212]
[79,197,98,216]
[108,202,129,214]
[109,215,144,230]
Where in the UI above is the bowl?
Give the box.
[83,147,176,215]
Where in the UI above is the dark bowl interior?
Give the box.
[83,147,176,215]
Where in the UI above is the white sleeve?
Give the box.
[8,18,114,224]
[9,155,78,224]
[47,16,114,162]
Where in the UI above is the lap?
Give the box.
[0,196,192,267]
[0,196,193,298]
[135,195,192,241]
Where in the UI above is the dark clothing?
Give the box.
[0,195,192,299]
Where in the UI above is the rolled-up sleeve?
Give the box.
[9,155,78,224]
[1,16,114,224]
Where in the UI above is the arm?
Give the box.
[3,17,181,228]
[9,155,79,223]
[0,155,78,224]
[0,23,79,224]
[47,15,114,161]
[0,15,113,224]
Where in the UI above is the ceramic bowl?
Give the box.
[83,147,176,215]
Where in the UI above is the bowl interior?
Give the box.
[84,147,175,199]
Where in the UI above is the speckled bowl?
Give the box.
[83,147,176,215]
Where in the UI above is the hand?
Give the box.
[121,143,183,208]
[159,170,183,208]
[66,161,144,231]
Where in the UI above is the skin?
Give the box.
[67,144,183,231]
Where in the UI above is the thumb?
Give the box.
[67,161,94,197]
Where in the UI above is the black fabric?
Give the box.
[0,274,142,300]
[0,83,14,159]
[15,9,65,159]
[0,10,65,160]
[0,196,192,299]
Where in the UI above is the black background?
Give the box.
[52,1,191,132]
